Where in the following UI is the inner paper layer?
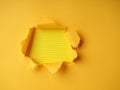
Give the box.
[29,28,77,63]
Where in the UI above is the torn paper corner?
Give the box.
[21,18,80,74]
[43,62,63,74]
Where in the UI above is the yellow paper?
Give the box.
[29,28,77,63]
[0,0,120,90]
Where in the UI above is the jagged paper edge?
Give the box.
[21,18,80,74]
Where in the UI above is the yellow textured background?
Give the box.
[0,0,120,90]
